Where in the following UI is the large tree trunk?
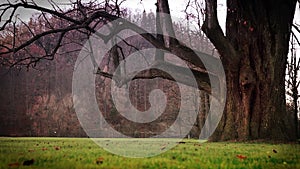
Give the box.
[203,0,297,141]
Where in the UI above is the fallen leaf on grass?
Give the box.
[236,154,247,160]
[8,162,20,167]
[42,148,48,151]
[96,157,104,164]
[23,159,34,166]
[28,149,35,152]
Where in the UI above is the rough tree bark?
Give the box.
[202,0,297,141]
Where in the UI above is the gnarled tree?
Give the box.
[201,0,298,141]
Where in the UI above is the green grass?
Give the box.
[0,137,299,169]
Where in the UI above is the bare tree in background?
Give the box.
[286,32,300,138]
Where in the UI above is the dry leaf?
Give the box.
[236,154,247,160]
[96,157,104,164]
[8,162,20,167]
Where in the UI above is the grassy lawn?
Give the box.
[0,137,299,169]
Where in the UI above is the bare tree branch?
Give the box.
[96,60,216,95]
[0,0,223,93]
[202,0,238,70]
[291,17,300,48]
